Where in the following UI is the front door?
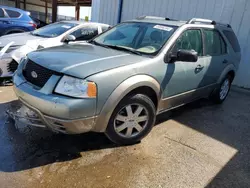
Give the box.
[162,29,208,108]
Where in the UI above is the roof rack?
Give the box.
[136,16,176,21]
[187,18,231,28]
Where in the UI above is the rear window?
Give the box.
[223,30,241,52]
[0,8,4,18]
[5,9,21,18]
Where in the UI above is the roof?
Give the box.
[129,16,232,29]
[0,5,29,14]
[130,17,186,27]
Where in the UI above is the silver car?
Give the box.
[0,21,110,78]
[10,16,241,145]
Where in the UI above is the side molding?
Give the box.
[93,75,162,132]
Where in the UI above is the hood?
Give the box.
[0,32,44,47]
[28,43,148,79]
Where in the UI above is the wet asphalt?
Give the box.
[0,86,250,188]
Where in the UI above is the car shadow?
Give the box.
[157,92,250,187]
[0,100,120,172]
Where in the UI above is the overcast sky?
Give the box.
[58,6,92,20]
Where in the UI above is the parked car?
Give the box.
[31,17,48,28]
[0,21,110,78]
[0,6,36,36]
[10,16,241,145]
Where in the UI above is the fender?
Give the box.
[217,64,236,84]
[93,75,162,132]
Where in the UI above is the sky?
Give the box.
[58,6,92,20]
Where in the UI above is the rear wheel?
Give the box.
[105,94,156,145]
[212,75,232,104]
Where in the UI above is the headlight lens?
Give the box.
[55,75,97,98]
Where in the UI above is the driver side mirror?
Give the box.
[166,49,198,63]
[64,35,76,44]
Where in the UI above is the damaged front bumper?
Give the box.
[7,98,97,134]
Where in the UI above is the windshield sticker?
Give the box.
[61,25,71,29]
[153,25,173,31]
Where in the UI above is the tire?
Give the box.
[211,75,232,104]
[105,94,156,145]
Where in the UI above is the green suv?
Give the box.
[11,16,241,145]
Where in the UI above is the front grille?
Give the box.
[7,59,18,73]
[23,60,59,88]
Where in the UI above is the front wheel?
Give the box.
[212,75,232,104]
[105,94,156,145]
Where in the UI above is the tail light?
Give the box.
[29,22,37,29]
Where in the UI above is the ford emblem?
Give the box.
[31,71,38,78]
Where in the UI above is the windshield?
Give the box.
[31,22,78,38]
[93,22,177,55]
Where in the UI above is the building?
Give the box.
[92,0,250,88]
[0,0,92,22]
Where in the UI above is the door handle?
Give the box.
[223,59,228,64]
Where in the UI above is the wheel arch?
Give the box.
[93,75,162,132]
[217,64,236,84]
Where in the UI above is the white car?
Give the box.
[0,21,110,78]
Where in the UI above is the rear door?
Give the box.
[202,29,228,85]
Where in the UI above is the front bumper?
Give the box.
[7,99,96,134]
[11,72,98,134]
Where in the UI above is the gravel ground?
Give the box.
[0,86,249,188]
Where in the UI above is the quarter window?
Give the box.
[223,30,240,52]
[173,29,203,56]
[70,26,98,41]
[5,9,21,18]
[203,29,227,56]
[0,9,5,18]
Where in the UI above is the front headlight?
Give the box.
[54,75,97,98]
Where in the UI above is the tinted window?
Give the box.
[223,30,241,52]
[204,30,226,56]
[173,29,203,56]
[94,22,177,55]
[71,26,98,41]
[0,9,4,18]
[31,22,78,38]
[5,9,21,18]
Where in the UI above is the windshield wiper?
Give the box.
[89,41,142,56]
[105,45,142,56]
[88,40,111,49]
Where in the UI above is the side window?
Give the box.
[70,26,98,41]
[203,29,226,56]
[5,9,21,18]
[223,30,241,52]
[172,29,203,56]
[0,8,5,18]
